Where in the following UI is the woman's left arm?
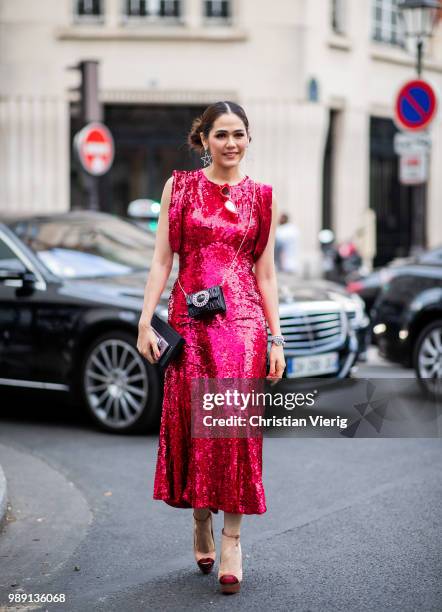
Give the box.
[254,193,286,382]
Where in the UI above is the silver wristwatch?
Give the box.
[269,335,285,347]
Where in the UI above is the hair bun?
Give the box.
[188,116,204,151]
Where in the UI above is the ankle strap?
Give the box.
[193,510,211,521]
[222,527,240,539]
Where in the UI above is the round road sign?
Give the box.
[74,122,115,176]
[394,79,437,131]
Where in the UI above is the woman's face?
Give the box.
[200,113,249,169]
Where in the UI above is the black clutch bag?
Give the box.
[185,284,226,318]
[150,313,185,368]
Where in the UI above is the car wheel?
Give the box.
[80,330,162,433]
[413,319,442,400]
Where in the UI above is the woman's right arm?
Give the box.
[137,175,174,364]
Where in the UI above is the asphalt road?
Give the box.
[0,349,441,612]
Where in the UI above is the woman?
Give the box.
[137,101,285,594]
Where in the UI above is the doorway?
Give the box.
[369,117,414,267]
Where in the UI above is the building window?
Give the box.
[331,0,346,34]
[124,0,181,20]
[372,0,405,46]
[74,0,104,22]
[203,0,231,23]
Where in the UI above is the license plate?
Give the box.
[286,352,339,378]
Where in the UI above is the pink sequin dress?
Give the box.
[153,168,273,514]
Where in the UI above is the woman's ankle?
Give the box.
[193,508,211,521]
[222,527,240,539]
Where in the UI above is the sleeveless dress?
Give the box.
[153,168,273,515]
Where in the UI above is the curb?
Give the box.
[0,463,7,532]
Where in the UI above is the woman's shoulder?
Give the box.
[248,175,272,190]
[166,168,197,191]
[172,168,199,180]
[250,177,273,203]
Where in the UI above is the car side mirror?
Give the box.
[0,268,38,294]
[16,270,38,297]
[0,268,26,282]
[21,270,38,285]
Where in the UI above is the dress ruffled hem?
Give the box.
[153,493,267,515]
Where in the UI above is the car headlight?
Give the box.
[346,294,368,329]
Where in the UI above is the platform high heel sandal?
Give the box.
[193,511,216,574]
[218,528,242,594]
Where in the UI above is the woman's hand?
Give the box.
[266,344,286,385]
[137,322,161,364]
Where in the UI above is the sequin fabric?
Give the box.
[153,168,273,514]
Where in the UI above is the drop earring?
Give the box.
[201,147,212,167]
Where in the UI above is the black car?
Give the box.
[371,247,442,398]
[0,212,368,434]
[346,262,407,316]
[347,246,442,316]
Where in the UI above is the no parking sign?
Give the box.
[394,79,438,131]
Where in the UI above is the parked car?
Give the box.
[346,265,403,316]
[371,249,442,398]
[0,212,369,434]
[346,246,442,316]
[275,271,370,375]
[0,212,171,433]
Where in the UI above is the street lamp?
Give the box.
[398,0,442,76]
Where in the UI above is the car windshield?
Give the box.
[8,215,156,279]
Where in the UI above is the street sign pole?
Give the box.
[411,183,427,256]
[80,61,102,212]
[394,78,438,255]
[85,173,100,212]
[69,60,104,211]
[414,165,426,256]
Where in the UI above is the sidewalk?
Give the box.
[0,463,7,531]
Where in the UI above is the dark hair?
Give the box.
[187,101,251,153]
